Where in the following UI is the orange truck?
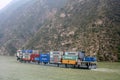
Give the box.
[62,52,78,67]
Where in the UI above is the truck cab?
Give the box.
[62,52,78,67]
[50,51,63,67]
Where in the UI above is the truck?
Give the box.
[49,51,63,67]
[62,52,78,68]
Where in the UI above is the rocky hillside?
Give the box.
[0,0,120,61]
[0,0,67,55]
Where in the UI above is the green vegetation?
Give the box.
[0,56,120,80]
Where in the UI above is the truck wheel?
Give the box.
[86,63,91,69]
[65,64,67,68]
[57,64,59,67]
[77,65,80,68]
[92,64,97,69]
[38,61,40,64]
[73,65,76,68]
[44,62,47,65]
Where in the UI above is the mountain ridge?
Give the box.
[0,0,120,61]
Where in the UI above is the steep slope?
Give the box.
[25,0,120,61]
[0,0,119,61]
[0,0,67,55]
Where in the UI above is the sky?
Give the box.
[0,0,12,10]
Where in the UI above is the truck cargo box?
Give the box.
[40,53,50,63]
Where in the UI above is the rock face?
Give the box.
[0,0,120,61]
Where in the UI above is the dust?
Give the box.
[91,68,118,73]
